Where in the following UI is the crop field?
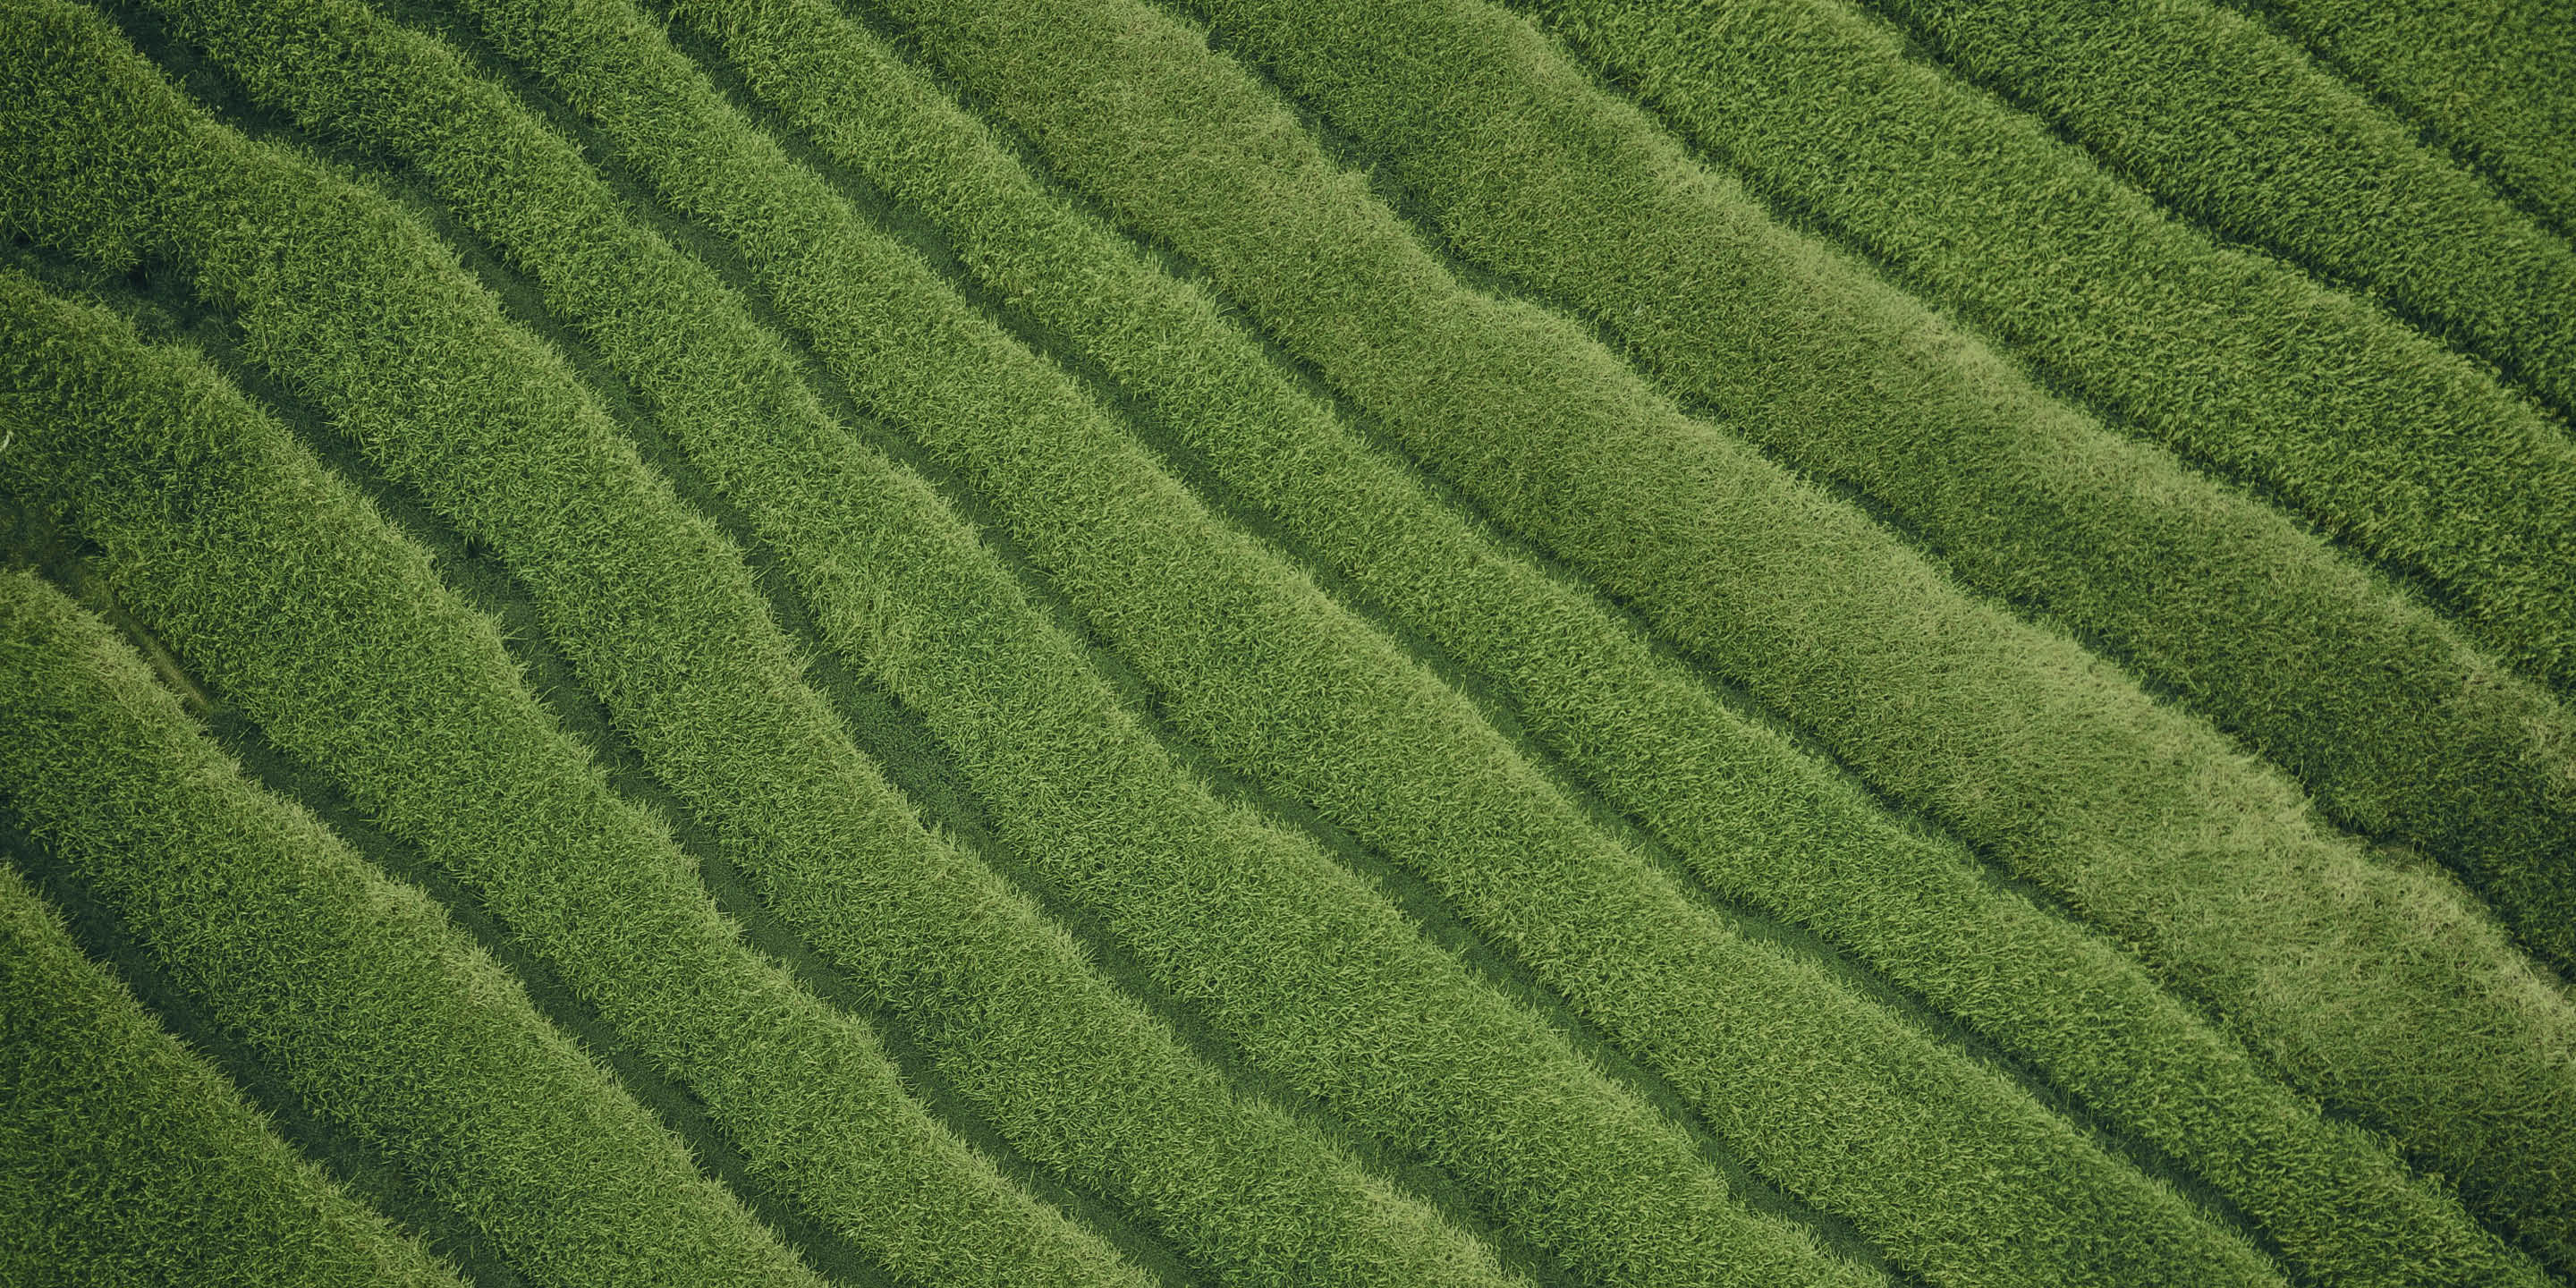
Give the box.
[2,0,2571,1284]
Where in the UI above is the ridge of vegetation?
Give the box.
[418,1,1929,1284]
[383,1,2319,1284]
[0,463,819,1288]
[1174,0,2576,986]
[2224,0,2576,241]
[1860,0,2576,431]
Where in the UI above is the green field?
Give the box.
[2,0,2570,1284]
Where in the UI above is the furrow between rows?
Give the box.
[1844,0,2576,694]
[1504,0,2576,711]
[2222,0,2576,242]
[1858,0,2576,429]
[1174,0,2576,987]
[417,0,1928,1284]
[472,0,2326,1283]
[3,238,929,1288]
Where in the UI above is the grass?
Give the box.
[418,3,1886,1284]
[420,1,2311,1284]
[855,0,2576,1269]
[0,538,818,1287]
[1495,0,2576,934]
[0,43,1143,1280]
[651,2,2554,1284]
[1831,0,2576,692]
[1177,0,2576,987]
[2236,0,2576,240]
[129,3,1544,1283]
[4,0,2573,1284]
[1857,0,2576,427]
[0,852,462,1288]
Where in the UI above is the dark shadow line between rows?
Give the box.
[106,7,1548,1285]
[853,4,2334,1280]
[1157,8,2576,1274]
[0,805,530,1288]
[686,16,2332,1282]
[642,3,2277,1283]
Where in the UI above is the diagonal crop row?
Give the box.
[1507,0,2576,711]
[1172,0,2576,986]
[133,3,1550,1284]
[1856,0,2576,427]
[405,0,1902,1284]
[415,2,2303,1284]
[0,30,1155,1286]
[2234,0,2576,240]
[0,436,821,1288]
[0,832,461,1288]
[852,0,2576,1270]
[644,0,2555,1283]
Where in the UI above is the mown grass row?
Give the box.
[1174,0,2576,986]
[0,419,821,1288]
[0,25,1165,1284]
[0,837,460,1288]
[1507,0,2576,711]
[1860,0,2576,427]
[857,0,2576,1270]
[135,4,1552,1285]
[412,2,1903,1284]
[648,1,2556,1284]
[419,3,2306,1285]
[2240,0,2576,238]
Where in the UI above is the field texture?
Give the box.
[2,0,2572,1284]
